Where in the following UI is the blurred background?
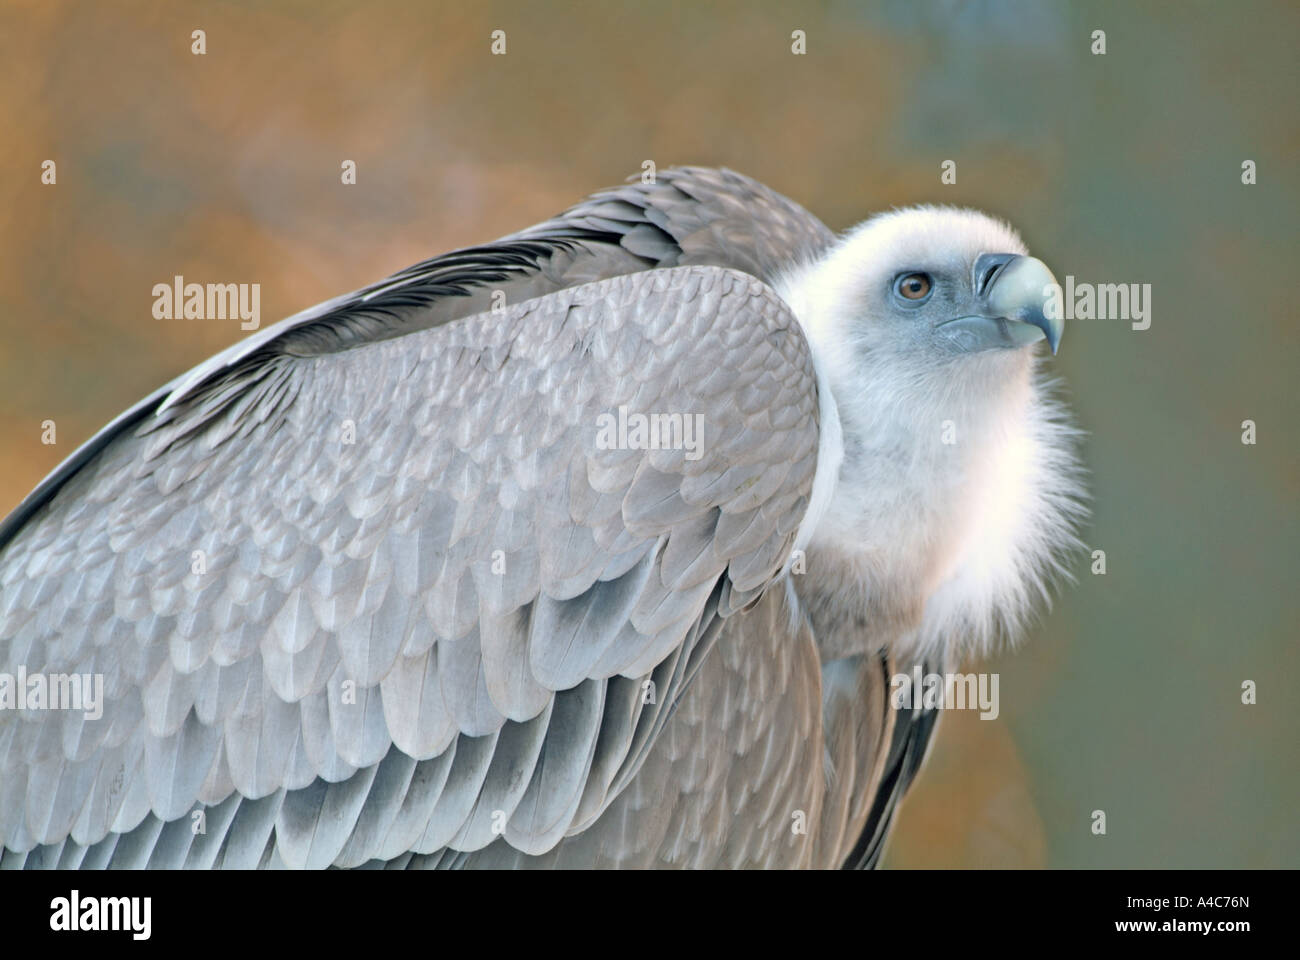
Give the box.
[0,0,1295,867]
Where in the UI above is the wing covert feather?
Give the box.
[0,264,821,866]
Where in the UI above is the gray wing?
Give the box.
[0,264,821,868]
[837,652,945,870]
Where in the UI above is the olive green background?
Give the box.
[0,0,1294,867]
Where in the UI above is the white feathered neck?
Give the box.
[776,209,1087,665]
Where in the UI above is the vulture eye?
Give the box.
[895,272,933,302]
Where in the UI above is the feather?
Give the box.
[504,679,604,854]
[214,790,284,869]
[144,707,221,821]
[378,650,458,759]
[275,762,377,869]
[447,700,552,851]
[526,548,655,689]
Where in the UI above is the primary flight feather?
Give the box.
[0,167,1084,868]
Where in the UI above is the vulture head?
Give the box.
[779,206,1082,664]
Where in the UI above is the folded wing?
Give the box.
[0,264,821,867]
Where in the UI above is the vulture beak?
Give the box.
[937,253,1063,355]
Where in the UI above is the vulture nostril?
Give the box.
[973,253,1016,297]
